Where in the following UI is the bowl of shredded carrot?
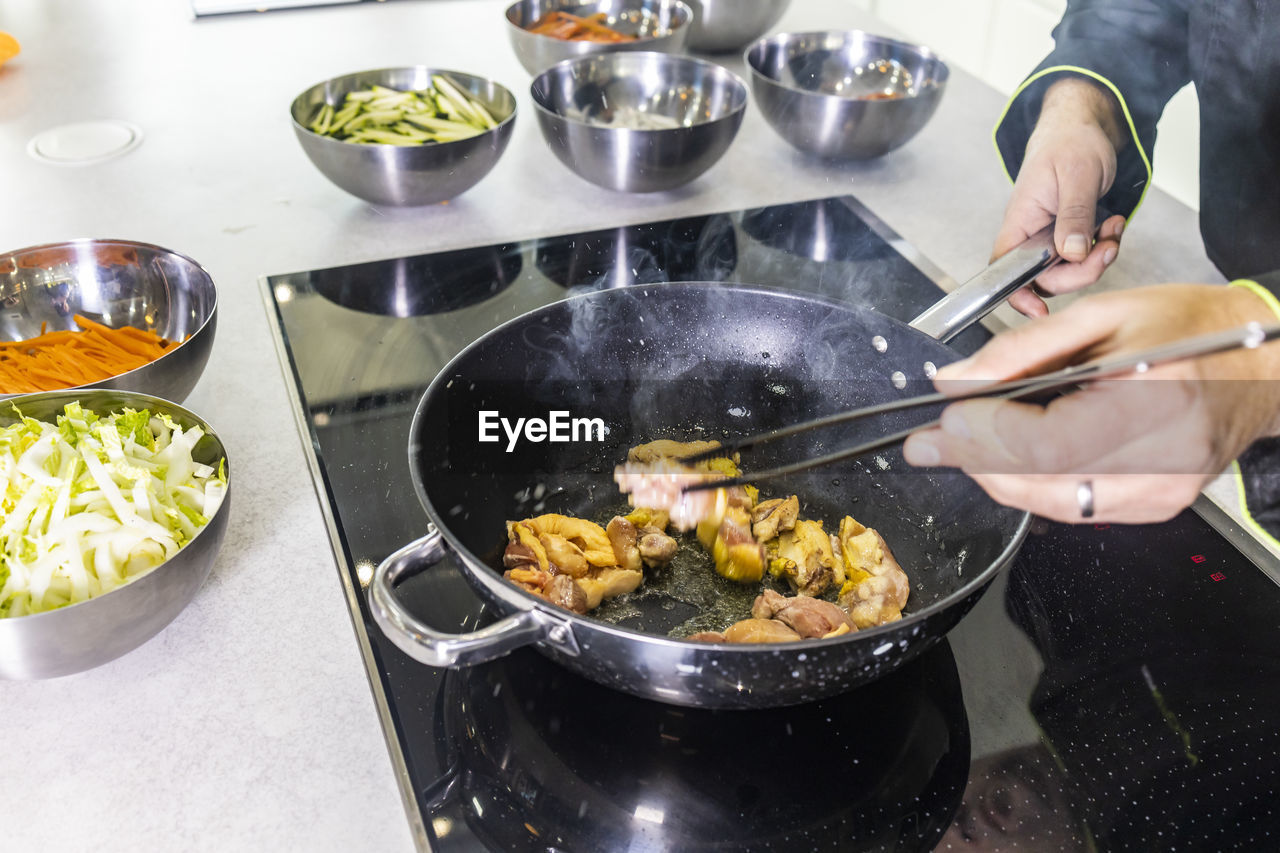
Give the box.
[0,239,217,402]
[506,0,692,76]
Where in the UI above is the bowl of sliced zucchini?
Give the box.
[291,67,518,206]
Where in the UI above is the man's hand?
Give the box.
[998,76,1129,317]
[903,284,1280,523]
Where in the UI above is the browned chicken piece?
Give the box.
[770,519,837,597]
[637,527,678,567]
[538,531,589,578]
[505,513,644,613]
[577,566,643,610]
[508,514,617,567]
[545,574,588,614]
[686,631,727,643]
[751,495,800,542]
[628,439,725,464]
[834,516,911,629]
[605,516,643,573]
[722,617,802,643]
[750,589,854,638]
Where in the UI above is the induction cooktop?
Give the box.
[263,194,1280,851]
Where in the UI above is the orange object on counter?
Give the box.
[0,32,20,66]
[527,11,637,42]
[0,315,177,393]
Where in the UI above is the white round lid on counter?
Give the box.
[27,119,143,165]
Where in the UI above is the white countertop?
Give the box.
[0,1,1239,850]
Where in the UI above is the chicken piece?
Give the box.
[628,439,725,465]
[722,618,802,643]
[577,566,644,610]
[509,514,616,567]
[750,588,854,639]
[637,527,678,567]
[614,457,724,531]
[538,532,589,578]
[545,574,588,614]
[625,506,670,532]
[834,516,910,629]
[605,516,643,573]
[686,631,727,643]
[503,566,552,600]
[769,519,837,596]
[710,505,765,583]
[751,495,800,542]
[502,542,540,572]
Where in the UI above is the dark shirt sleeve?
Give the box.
[993,0,1193,219]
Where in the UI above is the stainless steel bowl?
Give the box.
[746,30,949,159]
[685,0,791,53]
[291,67,517,206]
[0,239,217,402]
[531,51,747,192]
[0,389,231,679]
[506,0,692,76]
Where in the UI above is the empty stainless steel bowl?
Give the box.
[746,30,949,159]
[531,51,748,192]
[685,0,791,53]
[0,389,231,679]
[0,239,217,402]
[506,0,693,76]
[291,67,517,206]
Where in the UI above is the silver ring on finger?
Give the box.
[1076,479,1095,519]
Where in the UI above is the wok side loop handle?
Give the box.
[908,220,1058,343]
[368,527,580,667]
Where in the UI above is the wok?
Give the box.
[370,223,1064,709]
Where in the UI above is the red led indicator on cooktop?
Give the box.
[1210,572,1226,582]
[1191,554,1207,564]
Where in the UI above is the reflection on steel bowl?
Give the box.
[746,30,949,159]
[0,239,217,402]
[684,0,791,53]
[506,0,693,75]
[290,67,517,206]
[531,51,747,192]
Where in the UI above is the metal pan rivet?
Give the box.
[871,335,888,353]
[923,361,937,379]
[890,371,907,389]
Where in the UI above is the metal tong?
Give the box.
[679,321,1280,492]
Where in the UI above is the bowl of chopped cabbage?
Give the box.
[0,390,230,679]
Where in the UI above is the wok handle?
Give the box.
[368,527,578,668]
[908,220,1058,343]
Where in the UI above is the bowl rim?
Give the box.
[744,28,951,98]
[0,388,230,623]
[0,237,218,397]
[528,50,750,130]
[504,0,694,39]
[289,66,520,149]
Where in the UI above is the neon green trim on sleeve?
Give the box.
[1227,279,1280,553]
[1232,459,1280,554]
[1229,279,1280,322]
[991,65,1154,223]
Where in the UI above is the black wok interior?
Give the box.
[411,283,1024,638]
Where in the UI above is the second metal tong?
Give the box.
[680,321,1280,491]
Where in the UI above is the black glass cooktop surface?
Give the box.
[263,194,1280,851]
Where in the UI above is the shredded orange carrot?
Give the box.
[0,315,177,393]
[527,11,637,42]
